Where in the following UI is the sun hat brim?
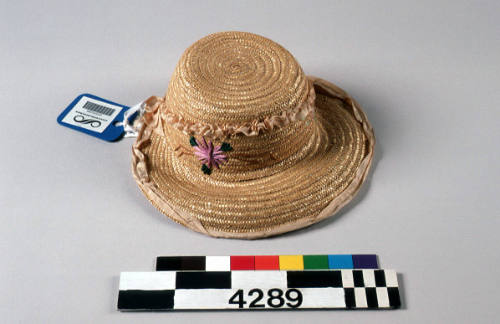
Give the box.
[132,77,375,239]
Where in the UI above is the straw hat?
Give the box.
[132,31,375,239]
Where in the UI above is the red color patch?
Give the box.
[255,255,280,270]
[230,255,255,270]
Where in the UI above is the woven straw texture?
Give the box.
[132,32,375,239]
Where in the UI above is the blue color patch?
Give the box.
[328,255,353,269]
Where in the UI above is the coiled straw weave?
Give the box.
[132,32,375,239]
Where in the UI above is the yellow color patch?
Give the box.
[279,255,304,270]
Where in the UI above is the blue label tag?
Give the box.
[57,94,130,142]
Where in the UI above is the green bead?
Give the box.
[220,142,232,151]
[189,136,197,146]
[201,164,212,175]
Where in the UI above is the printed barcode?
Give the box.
[83,101,116,116]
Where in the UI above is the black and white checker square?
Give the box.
[118,269,401,310]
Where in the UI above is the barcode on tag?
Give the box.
[60,95,123,134]
[82,101,116,116]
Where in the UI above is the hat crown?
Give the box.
[165,31,309,127]
[132,31,375,238]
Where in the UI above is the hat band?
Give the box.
[147,80,316,138]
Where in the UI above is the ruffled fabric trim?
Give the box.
[148,81,316,138]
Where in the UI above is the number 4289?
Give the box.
[229,288,303,309]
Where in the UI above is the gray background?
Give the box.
[1,0,499,323]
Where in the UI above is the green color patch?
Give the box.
[303,255,329,269]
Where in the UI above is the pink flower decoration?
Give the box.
[193,137,228,169]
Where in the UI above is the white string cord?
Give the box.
[115,101,145,138]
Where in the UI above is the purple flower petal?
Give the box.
[191,137,229,171]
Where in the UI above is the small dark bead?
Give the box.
[220,142,232,151]
[201,164,212,175]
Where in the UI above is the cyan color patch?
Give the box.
[328,255,353,269]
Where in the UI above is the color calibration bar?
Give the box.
[117,269,400,311]
[156,254,378,271]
